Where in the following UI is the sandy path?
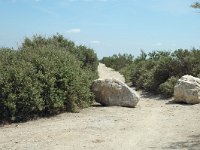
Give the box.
[0,63,200,150]
[98,63,125,83]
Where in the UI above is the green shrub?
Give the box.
[159,76,179,98]
[0,35,98,123]
[119,63,135,82]
[22,34,98,74]
[142,70,158,92]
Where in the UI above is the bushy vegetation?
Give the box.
[0,34,98,123]
[101,49,200,97]
[101,53,134,70]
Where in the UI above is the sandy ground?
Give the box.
[0,63,200,150]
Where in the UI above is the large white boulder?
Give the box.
[174,75,200,104]
[92,79,140,107]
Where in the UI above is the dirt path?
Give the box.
[98,63,125,83]
[1,64,200,150]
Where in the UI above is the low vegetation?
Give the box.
[0,34,98,123]
[101,49,200,98]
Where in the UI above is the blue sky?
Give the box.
[0,0,200,58]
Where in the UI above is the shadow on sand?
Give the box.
[163,134,200,150]
[138,90,171,101]
[166,100,195,106]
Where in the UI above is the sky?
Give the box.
[0,0,200,58]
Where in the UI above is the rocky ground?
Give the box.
[0,63,200,150]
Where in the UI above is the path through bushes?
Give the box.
[0,64,200,150]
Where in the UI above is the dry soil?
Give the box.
[0,63,200,150]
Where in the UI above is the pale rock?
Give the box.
[174,75,200,104]
[92,79,140,107]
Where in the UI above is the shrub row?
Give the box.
[101,53,134,71]
[0,34,98,122]
[101,49,200,97]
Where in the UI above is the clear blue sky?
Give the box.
[0,0,200,58]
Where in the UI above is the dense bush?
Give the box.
[101,53,134,71]
[0,34,98,123]
[22,34,98,73]
[101,49,200,98]
[132,49,200,97]
[158,76,179,98]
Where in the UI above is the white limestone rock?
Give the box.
[174,75,200,104]
[92,79,140,107]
